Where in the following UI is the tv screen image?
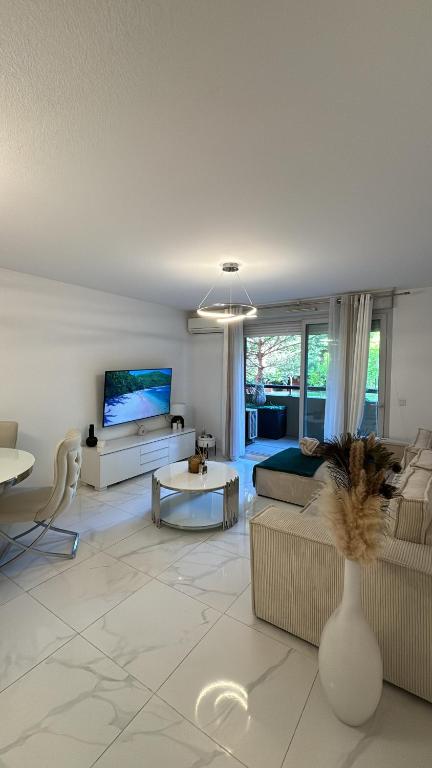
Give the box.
[103,368,172,427]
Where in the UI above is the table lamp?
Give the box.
[170,403,186,429]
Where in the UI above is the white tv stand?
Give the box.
[81,427,196,491]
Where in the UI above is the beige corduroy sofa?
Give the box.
[250,440,432,703]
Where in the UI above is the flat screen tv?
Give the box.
[103,368,172,427]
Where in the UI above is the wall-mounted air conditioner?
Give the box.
[187,317,224,334]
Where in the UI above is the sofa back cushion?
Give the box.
[411,449,432,471]
[393,467,432,546]
[413,428,432,450]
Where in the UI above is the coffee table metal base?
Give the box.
[152,476,239,531]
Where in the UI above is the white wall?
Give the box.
[0,268,190,485]
[189,333,224,449]
[389,287,432,442]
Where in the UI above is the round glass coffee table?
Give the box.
[152,460,239,531]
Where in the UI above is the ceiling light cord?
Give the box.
[235,270,254,307]
[197,271,225,310]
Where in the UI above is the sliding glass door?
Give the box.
[244,334,302,443]
[244,309,390,450]
[302,316,388,440]
[244,322,331,445]
[359,316,388,436]
[302,323,329,440]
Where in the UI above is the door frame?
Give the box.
[373,309,392,437]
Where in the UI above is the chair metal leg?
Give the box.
[35,522,80,559]
[13,523,41,540]
[0,520,79,568]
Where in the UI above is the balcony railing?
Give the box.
[246,384,379,402]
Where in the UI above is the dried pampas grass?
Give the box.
[318,433,400,564]
[320,483,387,564]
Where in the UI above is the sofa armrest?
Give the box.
[250,504,432,702]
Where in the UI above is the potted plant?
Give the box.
[253,382,267,406]
[188,445,208,474]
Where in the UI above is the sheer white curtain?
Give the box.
[222,320,245,460]
[346,293,373,432]
[324,293,372,440]
[323,296,348,439]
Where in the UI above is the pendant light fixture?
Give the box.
[197,262,257,324]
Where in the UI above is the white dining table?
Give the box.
[0,448,35,492]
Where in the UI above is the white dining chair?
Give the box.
[0,421,18,449]
[0,430,82,567]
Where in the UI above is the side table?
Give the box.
[197,435,217,458]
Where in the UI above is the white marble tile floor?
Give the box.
[0,457,430,768]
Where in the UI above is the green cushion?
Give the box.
[252,447,324,486]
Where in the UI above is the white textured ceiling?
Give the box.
[1,0,432,309]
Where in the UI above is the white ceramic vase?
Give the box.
[319,558,383,726]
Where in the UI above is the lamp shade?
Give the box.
[171,403,186,417]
